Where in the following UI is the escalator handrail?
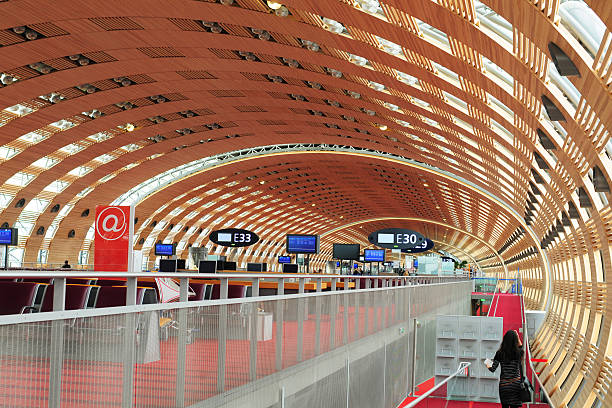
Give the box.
[517,272,555,408]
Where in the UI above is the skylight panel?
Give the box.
[355,0,384,17]
[349,54,369,66]
[483,57,513,89]
[397,71,420,87]
[432,62,460,85]
[369,81,386,91]
[374,36,403,56]
[68,166,92,177]
[94,153,115,163]
[60,143,84,154]
[19,132,47,144]
[31,156,59,169]
[413,97,430,109]
[121,143,141,152]
[4,104,34,116]
[414,19,450,49]
[0,146,20,159]
[474,0,513,44]
[23,198,49,213]
[44,180,69,193]
[50,119,75,130]
[6,172,35,187]
[99,174,116,183]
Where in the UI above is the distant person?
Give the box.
[61,260,71,269]
[485,329,524,408]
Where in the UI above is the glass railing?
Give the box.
[0,272,472,407]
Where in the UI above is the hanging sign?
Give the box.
[94,205,134,272]
[209,228,259,247]
[401,238,434,253]
[368,228,425,250]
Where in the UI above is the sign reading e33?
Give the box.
[209,228,259,247]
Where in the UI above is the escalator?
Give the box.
[398,273,553,407]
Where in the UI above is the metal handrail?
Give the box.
[0,270,471,279]
[487,276,501,317]
[403,362,471,408]
[517,272,555,407]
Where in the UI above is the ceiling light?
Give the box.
[267,1,282,10]
[275,6,289,17]
[259,181,265,184]
[327,68,342,78]
[125,123,135,132]
[311,203,316,207]
[378,124,387,131]
[25,30,38,40]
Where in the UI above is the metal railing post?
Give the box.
[49,277,66,407]
[275,278,284,371]
[249,278,260,380]
[175,277,189,407]
[121,277,137,408]
[217,278,228,392]
[297,278,305,361]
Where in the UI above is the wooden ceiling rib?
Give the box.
[0,0,611,404]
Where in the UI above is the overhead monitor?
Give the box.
[286,234,319,254]
[198,260,217,274]
[247,263,263,272]
[216,260,225,271]
[261,262,267,271]
[159,259,177,273]
[0,228,17,246]
[176,259,186,270]
[224,261,237,271]
[364,249,385,262]
[282,263,299,273]
[332,243,360,260]
[278,256,291,264]
[154,243,175,256]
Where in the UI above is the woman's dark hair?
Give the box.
[497,330,522,361]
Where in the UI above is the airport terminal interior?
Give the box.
[0,0,610,407]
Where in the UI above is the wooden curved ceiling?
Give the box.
[1,0,611,404]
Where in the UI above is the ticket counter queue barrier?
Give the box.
[0,271,471,408]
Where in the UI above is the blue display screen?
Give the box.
[286,235,318,253]
[278,256,291,264]
[353,263,358,269]
[155,243,174,256]
[364,249,385,262]
[0,229,13,245]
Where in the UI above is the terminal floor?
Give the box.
[0,305,396,407]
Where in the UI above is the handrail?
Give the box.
[403,362,471,408]
[517,271,555,407]
[487,275,501,317]
[0,270,471,282]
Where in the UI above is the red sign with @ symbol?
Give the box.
[94,205,134,272]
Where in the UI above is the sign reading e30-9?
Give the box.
[209,228,259,247]
[368,228,425,250]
